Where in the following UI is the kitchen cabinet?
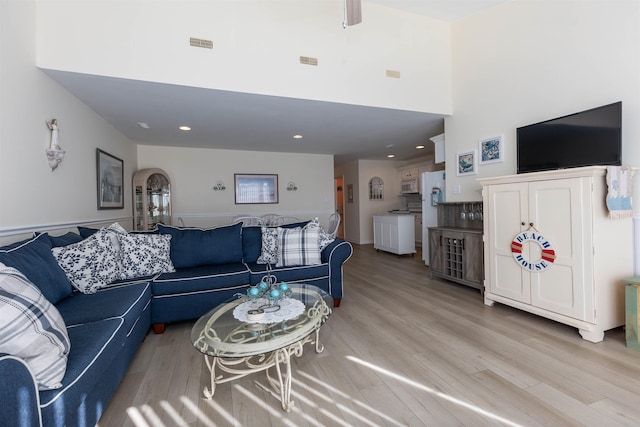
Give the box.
[400,168,419,179]
[479,166,633,342]
[133,168,171,231]
[428,227,483,291]
[373,214,416,256]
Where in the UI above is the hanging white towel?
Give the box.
[606,166,634,219]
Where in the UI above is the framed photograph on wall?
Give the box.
[96,148,124,209]
[234,174,279,204]
[479,135,504,164]
[456,150,477,176]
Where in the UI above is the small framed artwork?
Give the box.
[479,135,504,164]
[347,184,354,203]
[456,150,477,176]
[234,174,279,204]
[96,149,124,209]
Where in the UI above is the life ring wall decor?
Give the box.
[511,231,556,272]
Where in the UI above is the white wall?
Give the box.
[137,145,335,228]
[35,0,452,115]
[335,159,403,244]
[0,0,137,245]
[445,1,640,205]
[335,160,361,243]
[357,159,403,244]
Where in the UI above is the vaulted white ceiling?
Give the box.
[44,1,511,165]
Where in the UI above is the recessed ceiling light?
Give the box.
[385,144,395,148]
[137,122,149,129]
[416,145,425,149]
[387,154,395,158]
[293,134,303,139]
[179,125,191,131]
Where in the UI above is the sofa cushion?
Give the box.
[39,317,124,411]
[151,264,251,324]
[152,263,250,296]
[117,233,175,279]
[52,228,121,294]
[158,223,243,268]
[276,226,321,267]
[0,233,72,304]
[77,226,98,238]
[56,280,152,331]
[43,232,84,248]
[242,226,263,263]
[0,263,70,390]
[247,262,329,288]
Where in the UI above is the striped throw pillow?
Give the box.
[276,226,321,267]
[0,262,70,390]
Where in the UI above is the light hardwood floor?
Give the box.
[98,244,640,427]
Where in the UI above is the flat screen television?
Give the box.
[516,101,622,174]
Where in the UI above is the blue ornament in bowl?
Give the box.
[248,287,260,297]
[279,282,289,292]
[258,281,269,291]
[269,289,281,299]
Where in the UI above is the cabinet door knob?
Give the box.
[521,222,525,226]
[529,222,534,227]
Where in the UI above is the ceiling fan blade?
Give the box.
[345,0,362,26]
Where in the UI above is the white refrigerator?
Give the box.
[421,171,445,265]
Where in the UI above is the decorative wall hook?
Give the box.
[213,181,226,191]
[286,182,298,191]
[46,119,65,171]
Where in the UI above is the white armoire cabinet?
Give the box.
[479,167,633,343]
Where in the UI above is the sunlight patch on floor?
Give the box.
[198,395,238,425]
[296,371,403,427]
[346,355,525,427]
[234,384,298,426]
[289,384,362,427]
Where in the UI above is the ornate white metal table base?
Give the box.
[202,329,324,411]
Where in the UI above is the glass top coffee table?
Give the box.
[191,283,333,412]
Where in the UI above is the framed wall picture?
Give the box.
[347,184,354,203]
[479,135,504,164]
[234,174,279,204]
[456,150,477,176]
[96,148,124,209]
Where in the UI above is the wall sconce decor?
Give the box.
[46,119,65,171]
[212,181,226,191]
[286,182,298,191]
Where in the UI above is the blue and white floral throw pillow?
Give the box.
[52,228,121,294]
[117,233,175,279]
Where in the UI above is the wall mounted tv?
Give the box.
[516,101,621,174]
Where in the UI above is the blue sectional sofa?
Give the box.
[0,221,352,427]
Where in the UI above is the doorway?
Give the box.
[334,176,345,239]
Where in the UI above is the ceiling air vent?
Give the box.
[299,56,318,66]
[386,69,401,79]
[190,37,213,49]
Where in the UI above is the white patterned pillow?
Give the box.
[52,228,121,294]
[257,227,279,264]
[276,226,321,267]
[309,218,335,250]
[0,262,70,390]
[117,233,175,279]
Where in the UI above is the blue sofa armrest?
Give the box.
[0,353,42,427]
[320,238,353,305]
